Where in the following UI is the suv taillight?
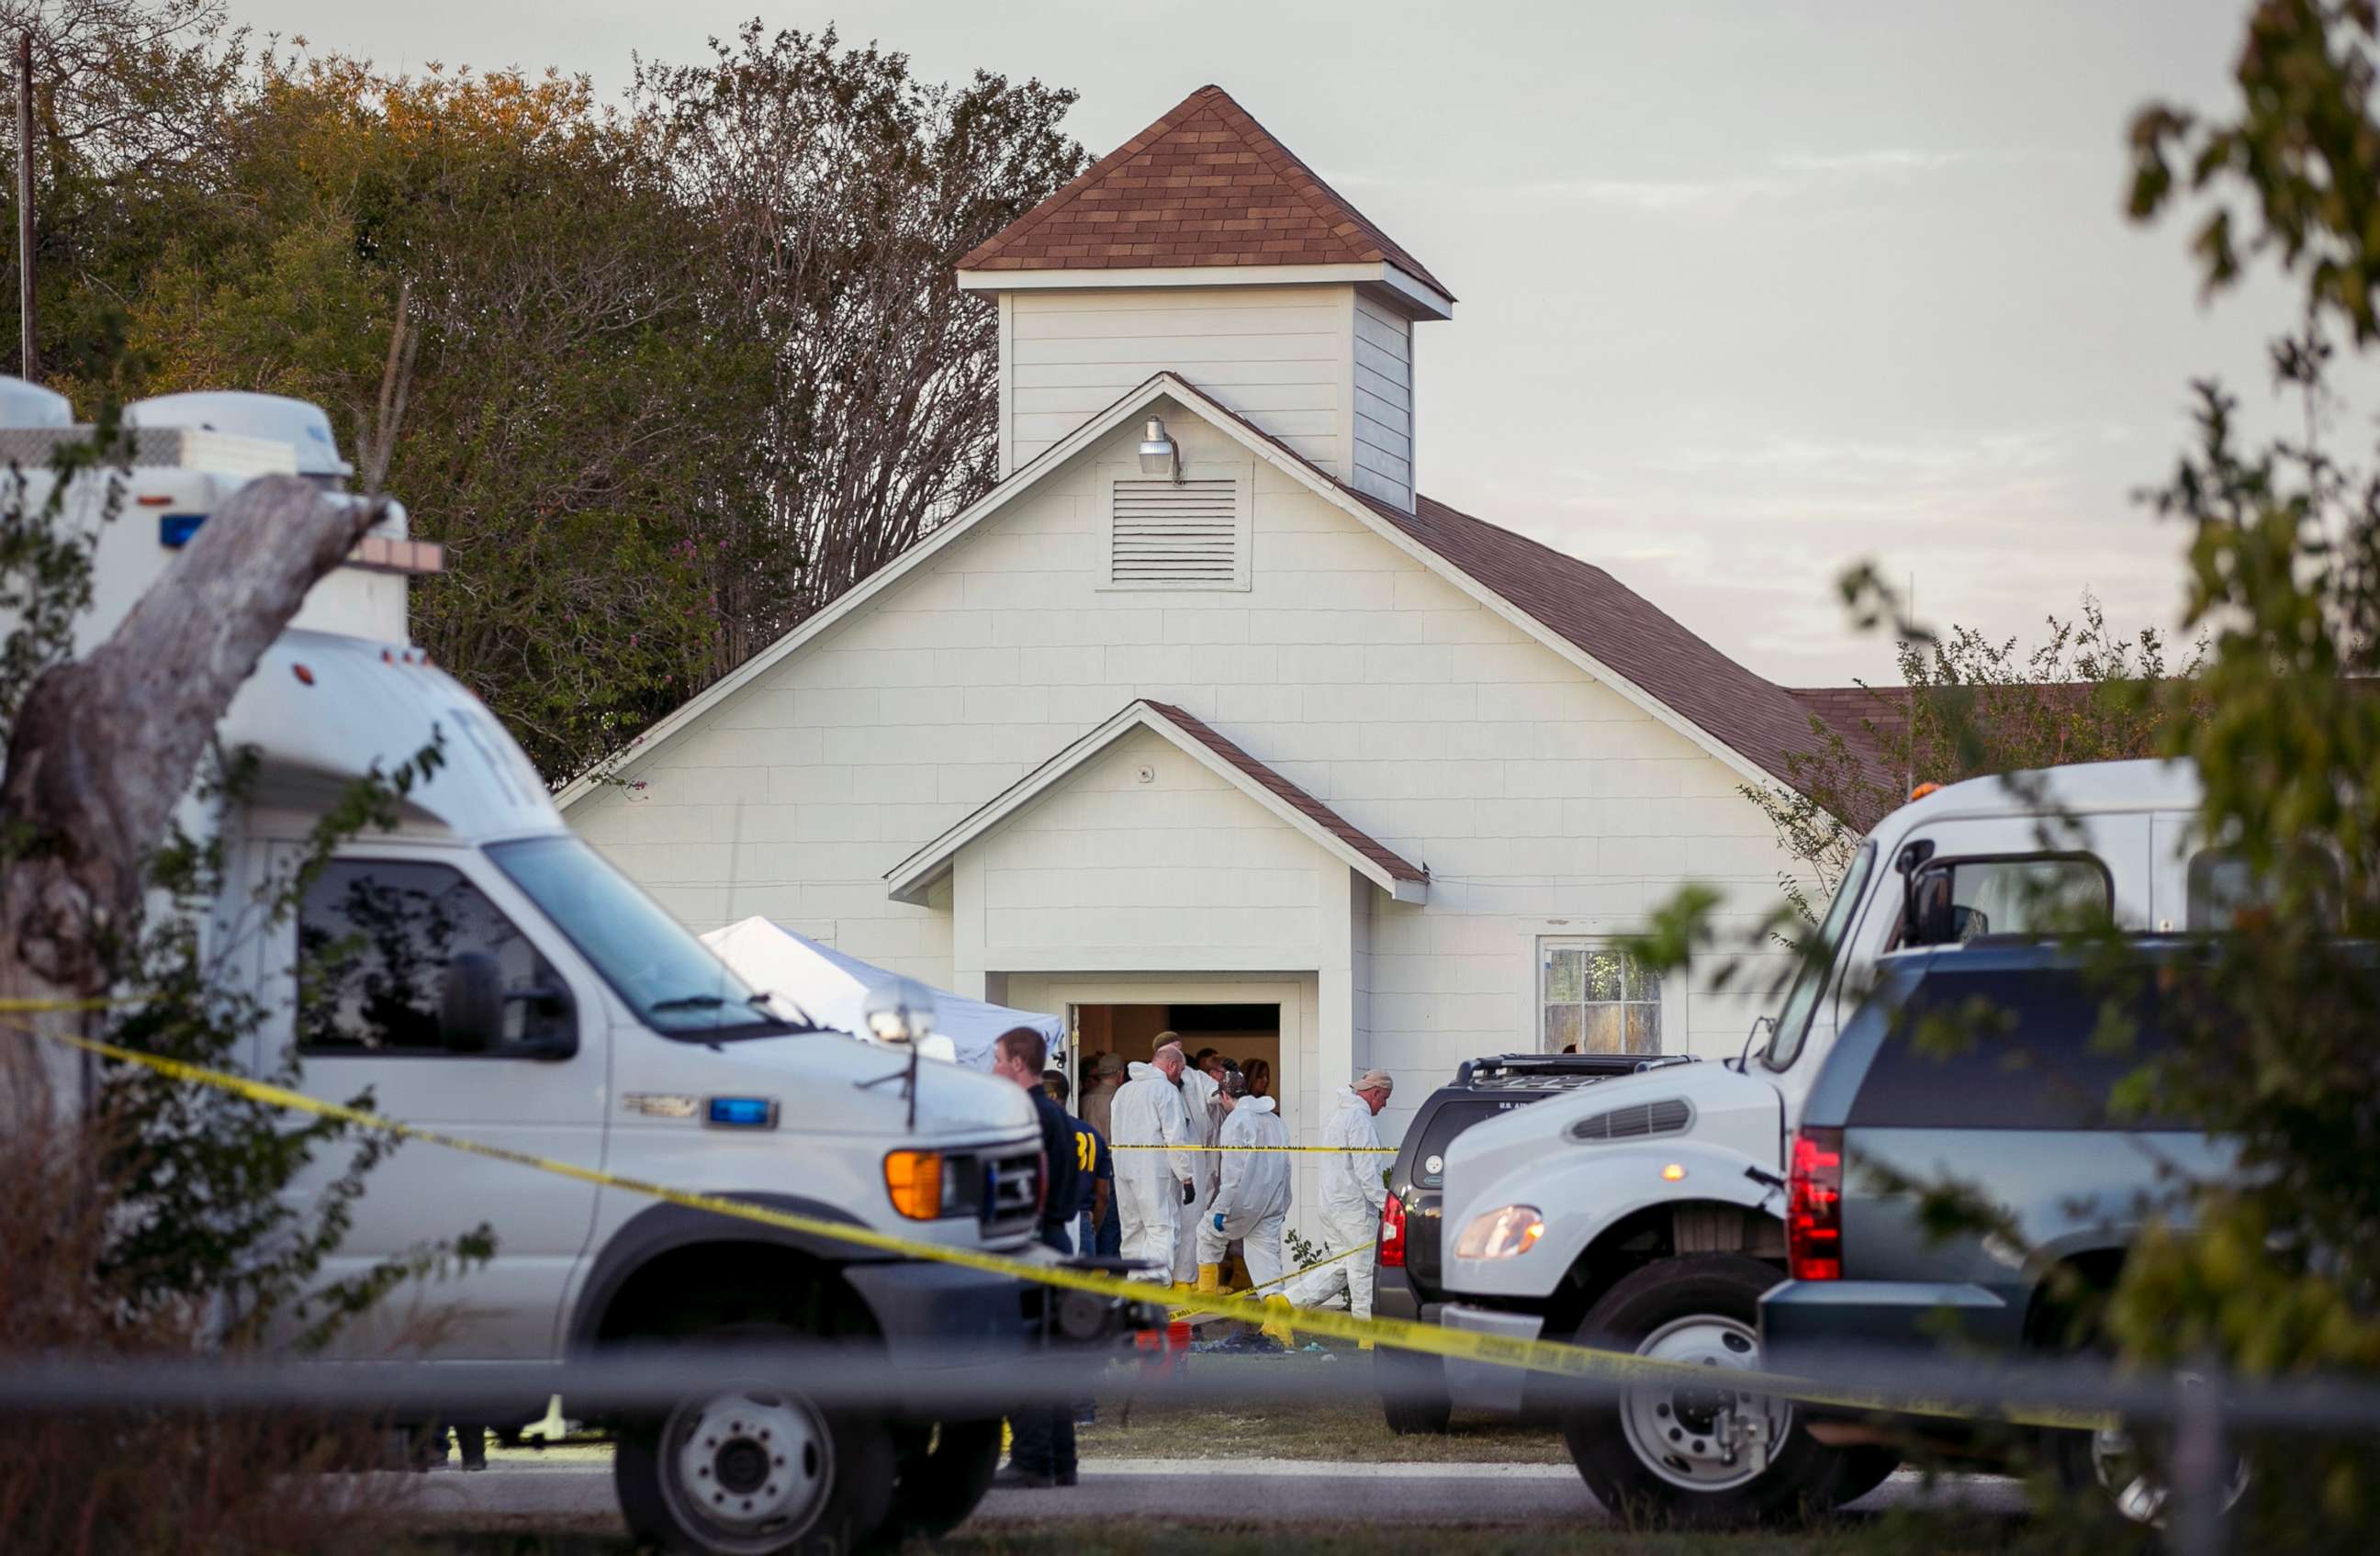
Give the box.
[1787,1126,1845,1281]
[1379,1191,1408,1268]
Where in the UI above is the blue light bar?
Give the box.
[159,513,207,548]
[705,1096,779,1130]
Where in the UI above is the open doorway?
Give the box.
[1071,1002,1284,1115]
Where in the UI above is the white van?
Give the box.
[1433,758,2208,1523]
[1,380,1112,1555]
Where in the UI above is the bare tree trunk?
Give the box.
[0,475,384,1119]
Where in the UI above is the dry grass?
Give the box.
[410,1513,2074,1556]
[1081,1350,1567,1463]
[0,1111,412,1555]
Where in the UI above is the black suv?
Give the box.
[1375,1051,1655,1433]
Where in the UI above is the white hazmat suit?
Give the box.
[1171,1066,1223,1282]
[1196,1094,1290,1289]
[1107,1060,1196,1281]
[1288,1085,1389,1319]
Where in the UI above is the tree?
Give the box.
[1,467,387,1110]
[632,23,1086,653]
[9,12,1089,781]
[1749,594,2202,924]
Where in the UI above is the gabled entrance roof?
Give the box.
[884,700,1429,907]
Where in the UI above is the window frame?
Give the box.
[295,854,578,1060]
[1890,850,2116,949]
[1534,936,1673,1058]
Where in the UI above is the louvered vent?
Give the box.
[1109,477,1241,587]
[1566,1097,1693,1144]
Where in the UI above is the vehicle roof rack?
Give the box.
[1450,1052,1697,1091]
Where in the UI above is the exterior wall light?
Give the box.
[1138,416,1182,484]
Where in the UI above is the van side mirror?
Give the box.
[440,951,506,1053]
[1905,868,1960,946]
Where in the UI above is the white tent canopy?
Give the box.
[700,915,1062,1073]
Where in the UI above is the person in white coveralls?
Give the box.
[1170,1051,1223,1284]
[1195,1067,1293,1312]
[1288,1069,1394,1334]
[1106,1041,1196,1282]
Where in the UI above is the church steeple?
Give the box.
[960,85,1450,511]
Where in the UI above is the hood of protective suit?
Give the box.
[1127,1060,1162,1082]
[1236,1094,1278,1115]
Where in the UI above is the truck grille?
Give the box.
[982,1148,1042,1237]
[1567,1098,1693,1143]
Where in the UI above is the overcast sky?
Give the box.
[233,0,2339,685]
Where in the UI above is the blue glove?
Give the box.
[1211,1212,1226,1232]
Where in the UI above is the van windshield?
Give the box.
[1763,842,1875,1072]
[488,834,811,1039]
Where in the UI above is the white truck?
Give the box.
[1435,758,2213,1523]
[2,380,1125,1555]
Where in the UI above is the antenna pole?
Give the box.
[15,29,35,383]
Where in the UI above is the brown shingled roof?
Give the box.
[1141,700,1428,884]
[957,84,1453,299]
[1351,494,1891,795]
[1141,372,1882,797]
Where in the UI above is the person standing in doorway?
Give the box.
[1288,1069,1394,1337]
[1243,1058,1272,1101]
[991,1028,1082,1488]
[1082,1051,1123,1141]
[1108,1042,1196,1282]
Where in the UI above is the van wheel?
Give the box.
[1377,1346,1454,1435]
[870,1418,1002,1546]
[1560,1255,1844,1526]
[613,1322,893,1555]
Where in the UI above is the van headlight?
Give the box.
[1454,1204,1545,1260]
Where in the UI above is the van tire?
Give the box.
[612,1321,894,1555]
[869,1418,1003,1546]
[1376,1345,1454,1435]
[1560,1255,1846,1527]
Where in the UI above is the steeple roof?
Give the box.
[958,84,1452,300]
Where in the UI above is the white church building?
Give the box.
[559,84,1877,1166]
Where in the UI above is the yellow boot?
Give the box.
[1196,1263,1222,1295]
[1260,1293,1297,1348]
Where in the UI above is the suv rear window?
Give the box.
[1412,1097,1539,1186]
[1847,968,2177,1131]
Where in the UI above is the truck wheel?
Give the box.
[869,1418,1002,1546]
[1560,1255,1843,1526]
[1377,1346,1454,1435]
[613,1322,894,1556]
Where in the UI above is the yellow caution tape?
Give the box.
[1168,1240,1374,1322]
[1112,1143,1395,1153]
[9,1019,2107,1431]
[0,996,146,1013]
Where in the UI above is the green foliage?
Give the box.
[1746,592,2200,926]
[0,411,125,743]
[97,739,494,1349]
[6,6,1085,781]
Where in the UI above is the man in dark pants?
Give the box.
[990,1027,1082,1489]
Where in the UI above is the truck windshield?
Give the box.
[488,834,811,1039]
[1763,841,1875,1071]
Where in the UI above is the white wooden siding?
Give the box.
[574,406,1808,1108]
[1351,293,1414,510]
[1006,285,1351,476]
